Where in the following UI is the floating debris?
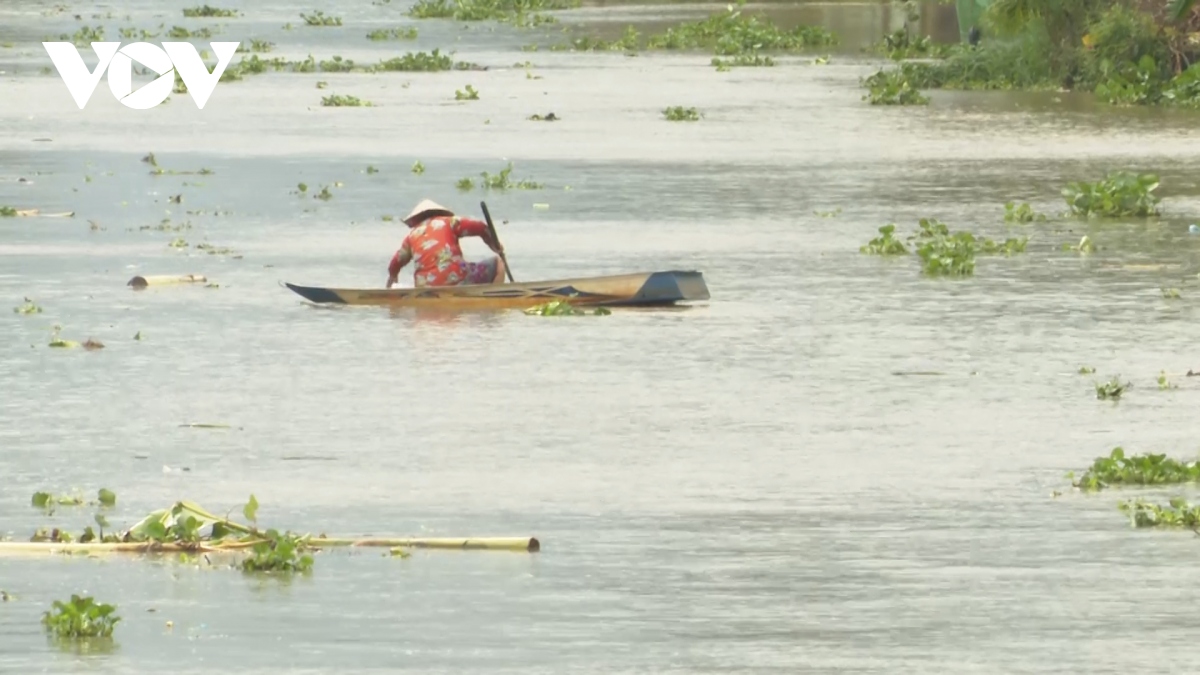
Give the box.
[127,274,208,289]
[13,298,42,314]
[524,299,611,316]
[662,106,701,121]
[527,112,558,121]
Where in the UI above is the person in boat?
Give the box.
[386,199,507,289]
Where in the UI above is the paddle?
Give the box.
[480,201,515,283]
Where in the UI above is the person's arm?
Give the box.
[452,216,503,254]
[386,242,413,288]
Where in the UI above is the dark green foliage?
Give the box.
[662,106,701,121]
[1004,202,1047,222]
[183,5,239,17]
[644,1,836,56]
[1095,377,1130,400]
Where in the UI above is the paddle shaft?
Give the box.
[480,201,515,283]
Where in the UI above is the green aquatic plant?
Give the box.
[455,84,479,100]
[1161,287,1181,299]
[877,29,951,61]
[236,39,275,52]
[317,55,355,72]
[32,488,114,511]
[1003,201,1047,223]
[663,106,701,121]
[1062,235,1096,254]
[645,1,836,56]
[860,224,908,255]
[524,299,611,316]
[1118,498,1200,528]
[314,185,335,200]
[711,54,776,70]
[412,160,426,174]
[456,177,475,190]
[407,0,577,24]
[56,26,104,46]
[13,298,42,314]
[372,49,462,72]
[475,163,542,190]
[183,5,239,17]
[0,206,17,217]
[365,165,380,174]
[1158,370,1178,389]
[42,596,120,639]
[1095,377,1130,400]
[862,68,929,105]
[119,26,160,40]
[1078,365,1096,374]
[915,230,976,276]
[1062,171,1161,218]
[367,27,418,40]
[1070,447,1200,491]
[300,10,342,26]
[241,529,314,573]
[321,94,372,106]
[167,26,215,39]
[527,112,558,121]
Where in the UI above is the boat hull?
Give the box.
[284,270,709,309]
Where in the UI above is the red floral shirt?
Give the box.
[388,215,488,287]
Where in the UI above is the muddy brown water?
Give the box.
[3,1,1200,673]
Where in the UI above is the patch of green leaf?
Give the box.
[454,84,479,100]
[524,299,611,316]
[1161,287,1181,299]
[42,595,120,639]
[663,106,701,121]
[1118,497,1200,528]
[862,68,929,105]
[0,206,18,217]
[1078,365,1096,374]
[644,0,836,55]
[1071,447,1200,491]
[167,26,216,39]
[368,27,418,40]
[321,94,372,107]
[1062,171,1161,218]
[412,160,426,174]
[183,5,239,17]
[711,54,775,70]
[860,224,908,255]
[1095,377,1131,401]
[300,10,342,26]
[14,298,42,314]
[371,49,475,71]
[240,529,314,573]
[1003,201,1047,223]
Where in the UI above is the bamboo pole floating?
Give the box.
[15,209,75,217]
[127,274,207,289]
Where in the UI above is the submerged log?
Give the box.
[127,274,207,289]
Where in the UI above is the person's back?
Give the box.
[386,199,507,288]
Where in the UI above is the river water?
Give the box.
[3,1,1200,673]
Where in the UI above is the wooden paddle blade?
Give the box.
[479,201,515,283]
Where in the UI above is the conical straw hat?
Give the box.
[404,199,453,224]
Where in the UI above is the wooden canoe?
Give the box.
[284,270,709,309]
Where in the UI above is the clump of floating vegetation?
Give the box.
[372,49,479,71]
[524,299,611,316]
[1062,171,1161,217]
[862,68,929,105]
[459,163,543,190]
[663,106,701,121]
[0,206,18,217]
[1069,447,1200,491]
[13,298,42,314]
[645,1,836,55]
[408,0,578,26]
[412,160,426,174]
[1061,235,1096,254]
[454,84,479,100]
[183,5,239,17]
[527,112,558,121]
[1118,498,1200,528]
[32,488,115,512]
[860,224,908,255]
[1003,201,1047,223]
[236,39,275,53]
[1157,370,1178,389]
[301,10,342,26]
[368,27,418,40]
[859,218,1027,277]
[1079,366,1096,374]
[1161,287,1182,299]
[1095,377,1131,400]
[321,94,373,107]
[712,54,775,70]
[42,596,120,639]
[54,26,104,46]
[167,26,216,39]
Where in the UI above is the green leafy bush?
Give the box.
[1062,171,1160,217]
[42,596,120,639]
